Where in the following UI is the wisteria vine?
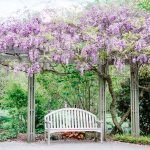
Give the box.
[0,4,149,76]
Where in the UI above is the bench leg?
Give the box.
[48,131,50,145]
[44,131,47,142]
[100,132,103,143]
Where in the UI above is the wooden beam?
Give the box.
[130,63,140,137]
[27,74,35,142]
[98,60,108,141]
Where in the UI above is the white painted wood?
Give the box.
[65,109,67,128]
[86,113,89,128]
[74,109,77,128]
[77,110,80,128]
[44,108,103,144]
[71,110,74,128]
[62,110,65,128]
[91,116,94,128]
[80,111,83,128]
[83,111,86,128]
[56,112,59,128]
[59,112,62,128]
[89,115,92,128]
[53,113,56,128]
[68,109,71,128]
[50,115,52,128]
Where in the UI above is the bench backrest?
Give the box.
[45,108,98,129]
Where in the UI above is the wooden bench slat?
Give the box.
[83,111,86,128]
[74,109,77,128]
[71,109,74,128]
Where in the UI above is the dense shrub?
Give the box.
[1,82,50,140]
[1,84,28,133]
[0,116,18,141]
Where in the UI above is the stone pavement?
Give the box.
[0,141,150,150]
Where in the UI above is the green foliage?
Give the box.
[34,92,49,133]
[139,0,150,12]
[0,68,8,100]
[1,84,27,135]
[4,84,27,109]
[114,134,150,145]
[36,65,99,113]
[0,116,18,141]
[0,80,50,140]
[0,131,17,141]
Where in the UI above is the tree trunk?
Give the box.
[106,74,123,133]
[111,107,131,134]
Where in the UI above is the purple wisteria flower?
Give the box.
[0,4,149,76]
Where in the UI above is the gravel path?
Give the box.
[0,141,150,150]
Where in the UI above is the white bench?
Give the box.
[44,108,103,144]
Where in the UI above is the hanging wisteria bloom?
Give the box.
[77,4,150,71]
[114,59,125,71]
[0,4,149,76]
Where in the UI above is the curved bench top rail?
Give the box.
[44,108,97,119]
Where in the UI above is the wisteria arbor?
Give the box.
[0,4,149,142]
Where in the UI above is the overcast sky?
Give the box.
[0,0,97,19]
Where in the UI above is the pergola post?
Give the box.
[130,63,140,137]
[98,61,107,141]
[27,74,35,142]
